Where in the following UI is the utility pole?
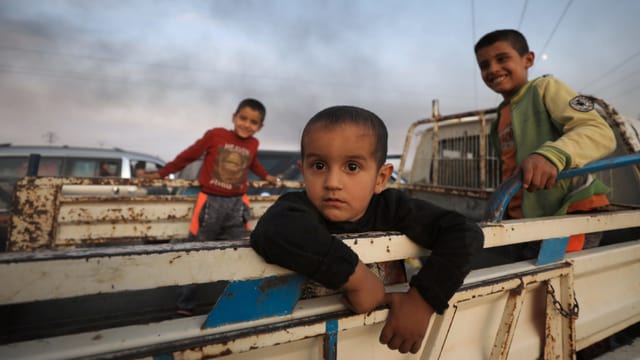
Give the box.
[42,131,58,144]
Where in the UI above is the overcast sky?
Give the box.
[1,0,639,161]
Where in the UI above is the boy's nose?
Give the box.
[324,169,342,190]
[487,61,500,73]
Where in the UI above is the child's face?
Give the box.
[300,123,392,223]
[476,41,534,100]
[232,106,263,139]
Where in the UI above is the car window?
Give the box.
[0,156,63,179]
[66,158,102,177]
[130,160,165,178]
[0,156,125,178]
[96,160,121,177]
[177,151,301,182]
[0,157,29,179]
[247,152,300,181]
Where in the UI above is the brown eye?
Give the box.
[313,162,325,170]
[346,162,359,172]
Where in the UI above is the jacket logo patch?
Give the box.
[569,96,594,112]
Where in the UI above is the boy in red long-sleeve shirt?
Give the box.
[147,98,278,315]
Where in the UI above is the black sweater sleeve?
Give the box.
[250,192,359,289]
[375,190,484,314]
[250,190,484,314]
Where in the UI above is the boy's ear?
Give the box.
[524,51,535,68]
[374,163,394,194]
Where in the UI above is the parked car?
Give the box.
[0,144,167,251]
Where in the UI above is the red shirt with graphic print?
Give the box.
[159,128,268,196]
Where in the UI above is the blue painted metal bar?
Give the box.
[483,153,640,266]
[203,274,306,328]
[536,237,570,266]
[483,153,640,223]
[324,319,339,360]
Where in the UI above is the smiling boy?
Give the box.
[475,30,615,255]
[146,98,278,315]
[250,105,483,354]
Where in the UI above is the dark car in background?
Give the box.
[176,150,301,196]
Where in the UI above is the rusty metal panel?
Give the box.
[2,244,639,359]
[8,176,198,251]
[544,278,564,359]
[569,241,640,350]
[3,212,638,305]
[55,197,194,245]
[170,323,326,360]
[420,301,457,359]
[481,210,640,248]
[0,233,424,305]
[7,176,301,251]
[8,177,61,251]
[489,282,526,360]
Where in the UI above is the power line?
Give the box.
[470,0,476,42]
[0,45,352,87]
[0,63,427,103]
[585,67,640,93]
[579,49,640,91]
[517,0,529,30]
[471,0,478,108]
[540,0,573,56]
[609,82,640,100]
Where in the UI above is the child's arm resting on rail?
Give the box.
[380,288,434,354]
[250,192,384,313]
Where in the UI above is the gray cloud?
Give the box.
[1,0,639,161]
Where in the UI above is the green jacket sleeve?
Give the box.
[535,77,616,170]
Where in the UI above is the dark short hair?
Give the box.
[301,105,388,167]
[474,29,530,56]
[235,98,266,123]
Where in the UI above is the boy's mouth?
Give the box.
[322,197,346,206]
[489,74,507,86]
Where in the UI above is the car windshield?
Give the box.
[247,152,301,181]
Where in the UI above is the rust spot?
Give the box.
[92,334,103,340]
[214,348,232,356]
[258,277,290,292]
[386,245,390,253]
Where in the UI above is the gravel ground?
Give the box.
[595,339,640,360]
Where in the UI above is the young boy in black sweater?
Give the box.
[250,105,484,354]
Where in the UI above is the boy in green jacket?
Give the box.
[474,29,616,257]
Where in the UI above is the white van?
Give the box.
[0,145,167,250]
[0,145,165,179]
